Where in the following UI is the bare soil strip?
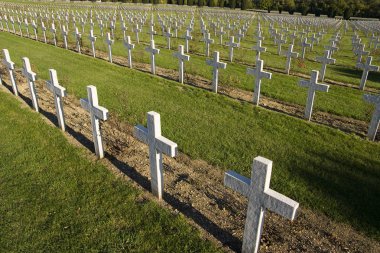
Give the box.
[0,63,379,252]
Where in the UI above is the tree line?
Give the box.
[90,0,380,19]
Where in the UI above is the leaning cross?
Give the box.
[105,32,114,63]
[173,45,190,84]
[363,94,380,141]
[224,156,299,253]
[145,40,160,75]
[123,36,135,69]
[2,49,18,96]
[283,44,298,75]
[206,51,227,93]
[46,69,67,131]
[247,59,272,105]
[226,36,239,62]
[316,50,336,82]
[22,57,39,112]
[299,70,329,121]
[80,85,109,159]
[356,56,379,90]
[135,111,178,200]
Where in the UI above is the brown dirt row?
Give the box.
[0,61,379,252]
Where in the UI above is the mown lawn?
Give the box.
[0,90,220,252]
[0,32,379,240]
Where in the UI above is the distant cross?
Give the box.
[2,49,18,96]
[226,36,239,62]
[145,40,160,75]
[217,26,225,45]
[10,16,15,34]
[105,32,114,63]
[133,23,142,44]
[206,51,227,93]
[308,33,318,51]
[121,21,127,40]
[62,25,68,49]
[184,29,192,53]
[41,21,47,43]
[135,111,178,200]
[283,44,298,75]
[80,85,109,159]
[24,18,30,38]
[51,22,57,46]
[164,28,173,50]
[356,56,379,90]
[247,59,272,105]
[123,36,135,69]
[148,25,156,41]
[46,69,67,131]
[98,19,104,36]
[252,40,266,61]
[204,33,214,57]
[354,44,369,64]
[21,57,39,112]
[363,94,380,141]
[224,156,299,253]
[173,45,190,84]
[289,31,297,45]
[74,27,82,54]
[236,29,244,43]
[275,34,286,55]
[88,29,97,58]
[299,37,311,59]
[109,20,115,39]
[31,20,38,40]
[299,70,329,120]
[324,42,338,58]
[316,50,336,82]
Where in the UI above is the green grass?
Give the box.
[0,32,379,240]
[0,89,221,252]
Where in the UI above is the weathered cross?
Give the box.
[145,40,160,75]
[316,50,336,82]
[88,29,97,58]
[173,45,190,84]
[105,32,114,63]
[224,156,299,253]
[2,49,18,96]
[283,44,298,75]
[80,85,109,159]
[363,94,380,141]
[247,59,272,105]
[21,57,39,112]
[356,56,379,90]
[46,69,67,131]
[324,42,338,58]
[252,40,266,61]
[123,36,135,69]
[206,51,227,93]
[148,25,156,41]
[299,70,329,120]
[135,111,178,200]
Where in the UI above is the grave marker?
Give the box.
[146,40,160,75]
[173,45,190,84]
[206,51,227,93]
[46,69,67,131]
[247,59,272,105]
[356,56,379,90]
[21,57,39,112]
[363,94,380,141]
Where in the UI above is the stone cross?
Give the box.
[283,44,298,74]
[206,51,227,93]
[21,57,39,112]
[105,32,114,63]
[145,40,160,75]
[299,70,329,120]
[74,27,82,54]
[324,42,338,58]
[252,40,266,61]
[356,56,379,90]
[236,29,244,43]
[300,38,311,59]
[289,31,297,45]
[51,23,57,46]
[88,29,97,58]
[31,20,38,40]
[224,156,299,253]
[164,28,173,50]
[275,34,286,55]
[10,16,15,34]
[133,24,142,44]
[354,44,369,64]
[226,36,239,63]
[217,26,225,45]
[308,33,318,50]
[46,69,66,131]
[363,94,380,141]
[24,18,30,38]
[98,19,104,36]
[80,85,109,159]
[121,21,127,40]
[123,36,135,69]
[41,21,47,43]
[135,111,178,200]
[316,50,336,82]
[247,59,272,105]
[204,33,214,57]
[173,45,190,84]
[2,49,18,96]
[184,29,192,53]
[62,25,68,49]
[110,20,115,39]
[148,25,156,41]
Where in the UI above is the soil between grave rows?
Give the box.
[0,64,379,252]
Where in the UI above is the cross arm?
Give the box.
[80,98,108,120]
[315,83,329,92]
[134,124,149,144]
[263,188,299,220]
[156,135,177,157]
[224,170,250,198]
[363,94,380,105]
[217,62,227,69]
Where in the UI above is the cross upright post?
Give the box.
[173,45,190,84]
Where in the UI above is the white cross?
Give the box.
[41,21,47,43]
[110,20,115,39]
[148,25,156,41]
[236,29,244,43]
[133,24,141,44]
[316,50,336,82]
[184,29,192,53]
[363,94,380,141]
[80,85,109,159]
[282,44,298,75]
[204,33,214,57]
[62,25,68,49]
[31,20,38,40]
[252,40,266,61]
[206,51,227,93]
[173,45,190,84]
[145,40,160,75]
[217,26,225,45]
[226,36,239,62]
[356,56,379,90]
[46,69,67,131]
[105,32,114,63]
[164,28,173,50]
[2,49,18,96]
[354,44,369,64]
[123,36,135,69]
[24,18,30,37]
[224,156,299,253]
[98,19,104,36]
[275,34,286,55]
[51,22,57,46]
[300,38,311,59]
[247,59,272,105]
[308,33,318,50]
[21,57,39,112]
[74,27,82,54]
[121,21,127,40]
[135,111,177,200]
[88,29,97,58]
[299,70,329,120]
[324,42,338,58]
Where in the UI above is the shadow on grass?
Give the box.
[331,65,380,83]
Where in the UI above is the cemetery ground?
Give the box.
[0,31,379,252]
